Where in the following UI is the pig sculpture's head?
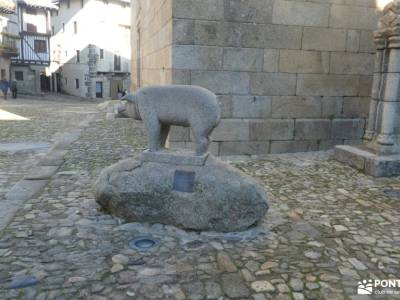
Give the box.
[117,93,142,120]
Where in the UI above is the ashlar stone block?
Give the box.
[173,0,224,20]
[194,20,224,46]
[250,119,294,141]
[270,140,318,154]
[302,27,346,51]
[217,95,233,118]
[224,0,273,23]
[297,74,359,96]
[279,50,327,74]
[263,24,302,49]
[223,47,264,72]
[360,31,375,53]
[173,19,195,44]
[295,119,332,140]
[359,76,373,97]
[329,5,378,30]
[330,52,374,75]
[219,141,269,155]
[322,97,343,118]
[232,95,271,118]
[271,96,322,118]
[346,30,360,52]
[191,70,250,94]
[172,45,223,70]
[332,119,365,139]
[273,0,330,27]
[264,49,279,72]
[169,126,190,142]
[342,97,370,118]
[212,119,250,141]
[250,73,297,96]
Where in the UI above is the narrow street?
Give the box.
[0,96,399,299]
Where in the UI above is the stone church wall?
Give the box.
[133,0,379,155]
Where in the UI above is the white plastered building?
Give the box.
[50,0,131,99]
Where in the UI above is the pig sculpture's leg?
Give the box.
[143,113,162,152]
[160,124,170,149]
[192,127,210,156]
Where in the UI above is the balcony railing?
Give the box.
[0,31,19,56]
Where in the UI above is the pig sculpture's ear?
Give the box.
[121,93,136,103]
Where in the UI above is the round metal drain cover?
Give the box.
[129,236,159,251]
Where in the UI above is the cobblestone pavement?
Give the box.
[0,97,97,201]
[0,100,399,300]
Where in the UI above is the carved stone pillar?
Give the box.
[335,1,400,176]
[86,44,98,100]
[367,4,400,154]
[363,34,385,141]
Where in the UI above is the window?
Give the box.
[65,78,67,85]
[1,69,6,80]
[76,50,80,62]
[34,40,47,53]
[74,21,77,34]
[65,50,68,57]
[75,79,79,89]
[114,54,121,71]
[26,23,37,33]
[15,71,23,81]
[52,26,54,35]
[62,23,65,32]
[99,49,104,59]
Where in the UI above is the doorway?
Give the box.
[51,74,55,92]
[40,73,50,92]
[56,73,61,92]
[96,81,103,98]
[110,79,123,99]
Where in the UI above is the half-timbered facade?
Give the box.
[11,0,57,94]
[0,0,19,82]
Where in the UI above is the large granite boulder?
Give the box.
[94,153,268,232]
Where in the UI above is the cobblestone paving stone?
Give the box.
[0,102,399,300]
[0,152,39,201]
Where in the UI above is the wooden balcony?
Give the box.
[0,32,19,57]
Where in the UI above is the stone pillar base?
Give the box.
[334,145,400,177]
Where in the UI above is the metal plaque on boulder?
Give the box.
[173,170,195,193]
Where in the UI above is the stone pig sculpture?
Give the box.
[118,85,221,155]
